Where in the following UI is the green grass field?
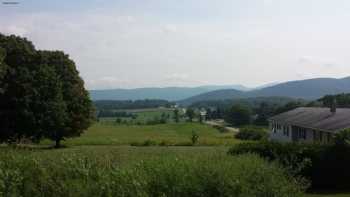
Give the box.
[61,122,239,146]
[104,108,176,124]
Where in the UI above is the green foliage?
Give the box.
[98,110,136,118]
[235,126,269,141]
[94,99,174,110]
[212,125,229,133]
[228,142,316,176]
[0,150,305,197]
[319,93,350,108]
[0,47,8,94]
[131,139,158,146]
[224,104,251,126]
[0,34,94,147]
[333,129,350,146]
[228,141,350,190]
[186,108,195,122]
[191,131,199,145]
[253,102,272,126]
[274,101,305,115]
[0,34,37,143]
[145,116,166,125]
[115,118,122,124]
[173,109,180,123]
[199,114,203,123]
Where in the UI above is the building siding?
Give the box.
[269,121,292,142]
[269,120,334,143]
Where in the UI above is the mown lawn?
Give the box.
[61,122,240,146]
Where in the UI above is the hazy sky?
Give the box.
[1,0,350,89]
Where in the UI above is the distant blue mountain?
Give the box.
[90,77,350,104]
[179,77,350,105]
[89,84,250,101]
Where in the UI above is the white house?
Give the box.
[269,106,350,143]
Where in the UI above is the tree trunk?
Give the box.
[55,139,61,148]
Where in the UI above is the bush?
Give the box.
[212,125,229,133]
[235,126,269,141]
[191,131,199,145]
[228,141,350,190]
[130,139,158,146]
[0,151,305,197]
[158,140,173,146]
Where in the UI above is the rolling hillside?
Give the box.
[180,77,350,105]
[89,85,250,101]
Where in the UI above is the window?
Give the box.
[283,126,289,137]
[327,133,331,143]
[278,124,281,130]
[313,130,317,140]
[297,128,307,140]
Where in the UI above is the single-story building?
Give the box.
[269,106,350,143]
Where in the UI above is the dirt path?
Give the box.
[205,120,239,133]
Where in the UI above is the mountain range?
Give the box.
[89,77,350,105]
[179,77,350,105]
[89,85,251,101]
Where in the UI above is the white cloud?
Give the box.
[165,73,189,81]
[162,24,178,34]
[1,25,28,37]
[86,76,131,90]
[297,56,339,68]
[3,1,350,89]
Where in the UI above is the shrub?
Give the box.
[235,126,269,141]
[212,125,229,133]
[130,139,158,146]
[0,151,305,197]
[334,129,350,146]
[191,131,199,145]
[228,141,350,190]
[158,140,173,146]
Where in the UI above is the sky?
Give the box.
[1,0,350,90]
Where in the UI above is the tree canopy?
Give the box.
[319,93,350,108]
[186,108,195,122]
[0,34,94,147]
[224,104,251,127]
[94,99,174,110]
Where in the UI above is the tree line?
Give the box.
[196,93,350,127]
[0,34,94,147]
[94,99,174,110]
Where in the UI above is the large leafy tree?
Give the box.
[36,51,94,147]
[173,108,180,123]
[186,108,195,122]
[0,47,8,93]
[0,34,37,143]
[224,104,251,127]
[0,34,94,147]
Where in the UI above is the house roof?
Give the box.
[269,107,350,133]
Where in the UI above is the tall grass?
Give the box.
[0,149,305,197]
